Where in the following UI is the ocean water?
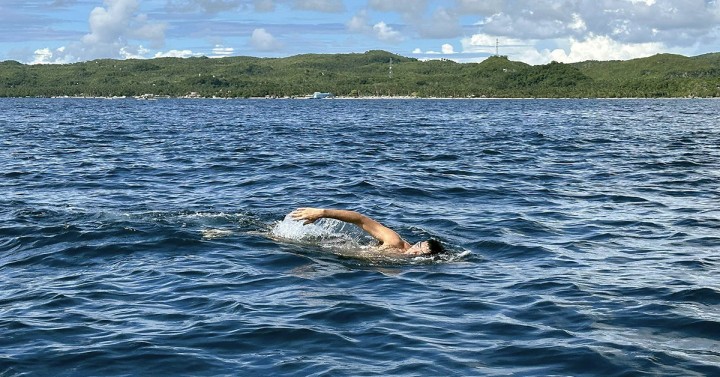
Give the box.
[1,98,718,376]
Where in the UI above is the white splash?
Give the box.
[270,214,368,247]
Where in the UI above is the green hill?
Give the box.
[571,53,720,97]
[1,50,719,98]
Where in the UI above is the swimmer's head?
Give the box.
[406,239,444,256]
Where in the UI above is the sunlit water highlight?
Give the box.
[1,98,718,376]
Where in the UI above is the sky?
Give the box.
[1,0,719,65]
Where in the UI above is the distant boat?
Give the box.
[311,92,334,99]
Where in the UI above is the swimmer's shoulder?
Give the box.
[377,244,409,256]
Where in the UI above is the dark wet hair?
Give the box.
[427,239,444,255]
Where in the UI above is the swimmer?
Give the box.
[290,207,444,256]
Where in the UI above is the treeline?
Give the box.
[1,50,719,98]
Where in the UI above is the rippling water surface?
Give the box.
[1,98,719,376]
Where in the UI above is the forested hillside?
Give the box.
[1,50,719,98]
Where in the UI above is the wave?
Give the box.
[3,98,720,376]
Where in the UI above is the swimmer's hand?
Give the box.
[290,208,325,225]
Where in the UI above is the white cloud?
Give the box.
[461,33,526,54]
[461,0,720,48]
[119,45,150,59]
[513,49,552,66]
[348,12,405,44]
[448,0,720,63]
[155,49,200,58]
[547,34,665,63]
[13,0,720,65]
[30,46,75,65]
[211,44,235,57]
[31,48,56,65]
[82,0,165,47]
[412,43,457,56]
[30,0,167,63]
[569,13,586,32]
[373,21,404,43]
[31,48,53,64]
[346,10,371,33]
[250,28,283,51]
[82,0,132,45]
[458,32,668,65]
[480,11,571,40]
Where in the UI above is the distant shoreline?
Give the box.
[3,51,720,98]
[3,95,717,100]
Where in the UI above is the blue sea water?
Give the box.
[1,98,719,376]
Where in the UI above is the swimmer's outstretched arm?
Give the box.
[291,208,409,250]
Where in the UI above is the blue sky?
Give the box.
[1,0,719,65]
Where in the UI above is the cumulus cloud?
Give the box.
[30,47,70,65]
[250,28,283,51]
[346,11,404,43]
[480,10,577,40]
[547,34,665,63]
[211,44,235,57]
[155,49,201,58]
[461,34,526,54]
[411,43,456,56]
[119,45,151,59]
[31,48,53,64]
[462,0,720,46]
[568,13,587,32]
[443,0,720,63]
[458,32,666,65]
[442,43,455,54]
[15,0,720,65]
[81,0,165,54]
[373,22,404,43]
[347,10,372,33]
[31,0,167,63]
